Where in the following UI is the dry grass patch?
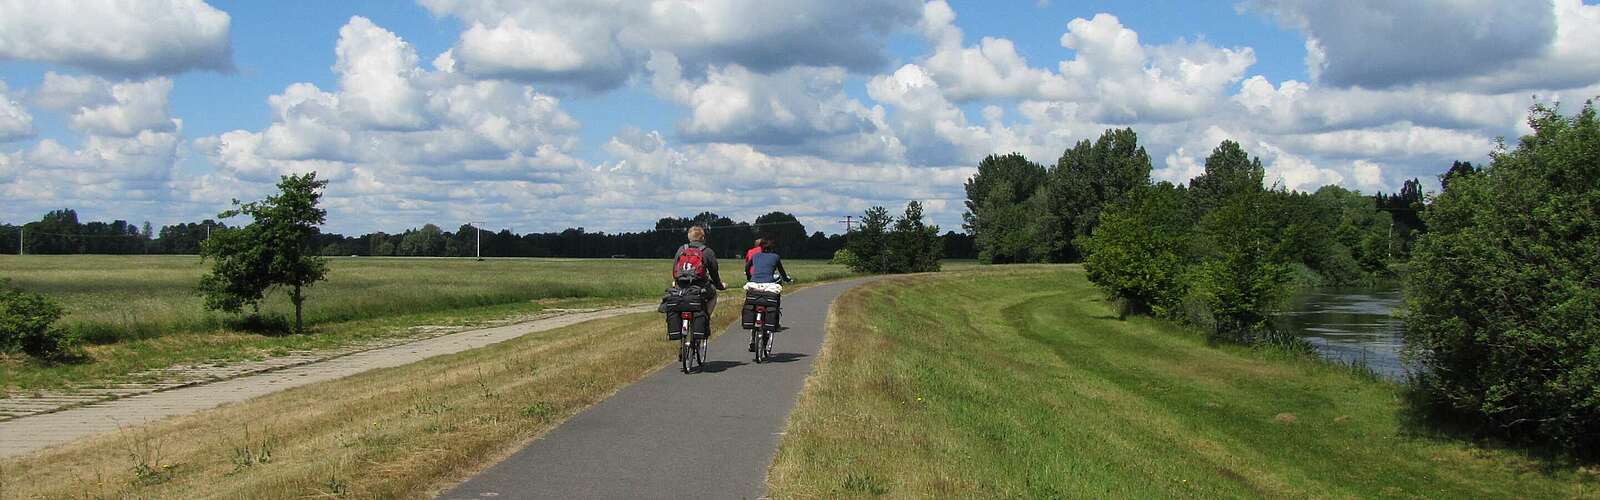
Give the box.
[0,303,741,498]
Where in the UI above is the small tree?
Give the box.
[886,201,942,273]
[845,206,892,273]
[1082,182,1191,319]
[1190,189,1290,343]
[200,173,330,333]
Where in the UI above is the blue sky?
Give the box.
[2,0,1598,235]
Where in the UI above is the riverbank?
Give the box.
[768,265,1595,497]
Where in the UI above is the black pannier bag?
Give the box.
[691,311,711,338]
[660,286,708,340]
[741,290,782,329]
[665,310,711,339]
[658,285,707,313]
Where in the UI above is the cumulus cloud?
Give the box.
[200,16,583,184]
[1243,0,1600,92]
[182,16,591,231]
[0,80,32,142]
[598,126,972,227]
[916,0,1062,101]
[648,52,902,162]
[1055,14,1255,122]
[0,0,232,76]
[419,0,920,90]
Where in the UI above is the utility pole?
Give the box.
[468,221,484,260]
[16,227,21,256]
[837,215,855,233]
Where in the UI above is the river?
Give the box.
[1274,287,1410,381]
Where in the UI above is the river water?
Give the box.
[1274,287,1410,381]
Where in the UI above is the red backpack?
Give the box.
[674,246,708,284]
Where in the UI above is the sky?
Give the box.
[2,0,1598,236]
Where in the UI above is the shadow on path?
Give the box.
[763,352,808,363]
[700,360,746,373]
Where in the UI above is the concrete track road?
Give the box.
[440,278,869,500]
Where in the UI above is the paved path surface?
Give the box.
[0,304,656,459]
[0,308,616,421]
[440,278,868,500]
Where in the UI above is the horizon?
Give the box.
[3,0,1598,235]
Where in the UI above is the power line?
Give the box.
[659,220,807,232]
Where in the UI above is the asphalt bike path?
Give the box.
[0,304,656,459]
[440,278,870,500]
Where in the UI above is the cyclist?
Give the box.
[674,226,727,317]
[744,238,791,352]
[746,238,791,285]
[744,237,766,281]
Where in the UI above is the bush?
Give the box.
[1403,103,1600,454]
[0,279,79,360]
[1083,182,1191,318]
[1191,190,1291,344]
[828,248,859,267]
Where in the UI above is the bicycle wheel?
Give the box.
[693,338,706,371]
[751,329,763,363]
[679,341,691,373]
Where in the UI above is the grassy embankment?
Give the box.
[768,265,1597,498]
[0,295,748,498]
[0,255,863,391]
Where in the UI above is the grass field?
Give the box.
[767,266,1598,498]
[0,255,864,391]
[0,301,746,498]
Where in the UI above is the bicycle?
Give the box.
[676,310,707,373]
[750,304,773,363]
[745,278,790,364]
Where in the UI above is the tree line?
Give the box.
[3,210,980,260]
[965,128,1433,347]
[969,104,1597,457]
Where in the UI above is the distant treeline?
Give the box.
[1,209,979,260]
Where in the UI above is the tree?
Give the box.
[1188,140,1265,213]
[1083,182,1192,318]
[886,201,942,273]
[199,172,330,333]
[845,206,891,273]
[964,153,1047,263]
[399,224,446,256]
[1045,128,1153,261]
[1190,188,1291,343]
[1403,103,1600,454]
[972,181,1048,263]
[754,212,808,257]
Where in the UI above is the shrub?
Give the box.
[1191,190,1291,344]
[1083,182,1191,318]
[1403,103,1600,454]
[0,279,79,360]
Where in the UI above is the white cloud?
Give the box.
[648,53,902,162]
[0,80,32,142]
[0,0,232,76]
[420,0,920,90]
[1243,0,1555,89]
[334,17,430,130]
[67,78,178,137]
[917,0,1061,101]
[184,17,591,231]
[1352,159,1384,191]
[1055,14,1255,122]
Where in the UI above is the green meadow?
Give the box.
[0,255,863,391]
[768,266,1597,498]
